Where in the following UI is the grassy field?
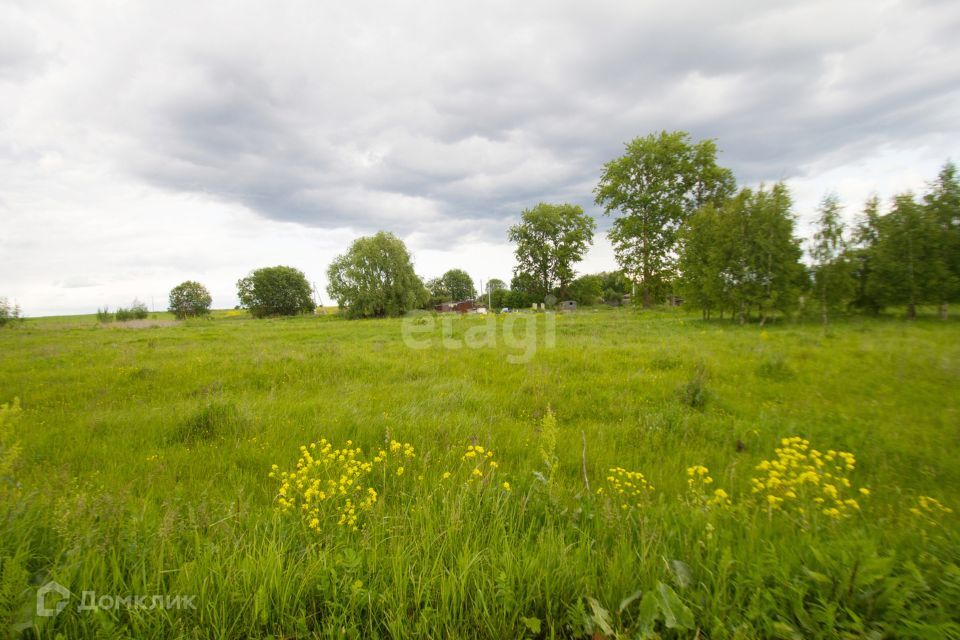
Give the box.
[1,308,958,638]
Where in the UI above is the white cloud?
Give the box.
[2,0,959,315]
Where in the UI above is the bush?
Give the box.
[237,266,315,318]
[0,299,21,327]
[115,300,149,322]
[96,307,113,323]
[168,281,213,319]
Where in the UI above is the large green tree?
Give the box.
[237,266,315,318]
[441,269,476,302]
[507,202,595,301]
[168,281,213,319]
[327,232,428,319]
[679,184,805,323]
[595,131,735,307]
[867,194,941,319]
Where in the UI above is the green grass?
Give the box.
[1,308,958,638]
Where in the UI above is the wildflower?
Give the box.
[396,467,404,476]
[442,471,451,479]
[502,481,511,492]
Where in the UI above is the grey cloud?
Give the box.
[4,0,960,248]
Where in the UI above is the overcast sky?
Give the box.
[3,0,959,316]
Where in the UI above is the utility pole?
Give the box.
[312,282,326,315]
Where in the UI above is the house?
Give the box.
[435,302,455,313]
[559,300,577,311]
[452,299,476,313]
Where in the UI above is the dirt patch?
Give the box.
[110,319,181,329]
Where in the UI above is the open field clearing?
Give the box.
[1,309,959,638]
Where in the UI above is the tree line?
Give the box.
[57,131,955,323]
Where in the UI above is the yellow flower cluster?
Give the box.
[603,467,654,510]
[909,495,953,527]
[686,465,730,507]
[270,438,414,532]
[461,444,497,483]
[751,437,866,518]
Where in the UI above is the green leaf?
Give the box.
[619,589,643,614]
[636,591,661,637]
[586,597,615,636]
[803,568,832,585]
[520,616,541,635]
[667,559,693,589]
[655,581,695,630]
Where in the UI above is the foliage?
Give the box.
[508,202,595,301]
[326,232,428,318]
[595,130,736,307]
[168,281,213,319]
[0,299,20,327]
[810,193,854,324]
[440,269,476,302]
[679,183,807,322]
[95,307,113,323]
[568,274,603,306]
[115,299,149,322]
[485,279,506,294]
[424,277,449,307]
[238,266,315,318]
[848,163,960,318]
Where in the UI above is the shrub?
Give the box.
[168,281,213,319]
[130,300,149,319]
[96,307,113,323]
[237,266,315,318]
[115,300,149,322]
[0,299,20,327]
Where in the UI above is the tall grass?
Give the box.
[0,308,957,637]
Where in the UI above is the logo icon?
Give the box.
[36,581,71,617]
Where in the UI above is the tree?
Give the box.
[169,281,213,319]
[868,193,940,319]
[848,196,885,315]
[441,269,476,301]
[923,161,960,318]
[508,202,595,301]
[810,194,854,325]
[678,184,805,323]
[326,232,428,319]
[0,298,21,327]
[425,277,449,307]
[595,131,735,308]
[237,266,315,318]
[485,279,506,293]
[569,274,604,306]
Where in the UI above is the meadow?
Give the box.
[0,308,958,638]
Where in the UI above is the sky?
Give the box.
[2,0,959,316]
